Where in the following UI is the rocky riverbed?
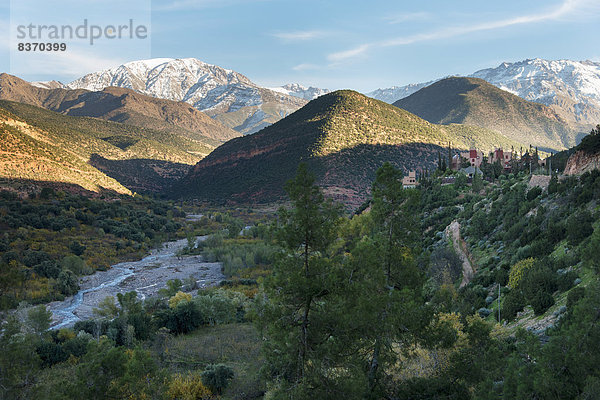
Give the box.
[48,236,224,329]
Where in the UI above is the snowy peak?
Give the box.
[470,58,600,126]
[30,80,66,90]
[67,58,306,135]
[367,80,440,104]
[368,58,600,128]
[268,83,330,100]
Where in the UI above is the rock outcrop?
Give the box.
[564,150,600,175]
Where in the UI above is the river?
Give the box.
[48,236,224,329]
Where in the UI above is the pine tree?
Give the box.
[260,164,347,398]
[360,163,428,397]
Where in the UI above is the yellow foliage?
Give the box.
[57,329,76,341]
[169,291,192,308]
[508,257,536,288]
[166,373,214,400]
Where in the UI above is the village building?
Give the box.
[402,171,418,189]
[491,148,513,169]
[460,149,484,168]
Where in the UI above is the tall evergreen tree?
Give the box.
[260,164,349,399]
[357,163,428,397]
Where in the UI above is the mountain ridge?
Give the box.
[393,76,577,151]
[67,58,308,135]
[176,90,524,207]
[0,73,239,147]
[368,58,600,130]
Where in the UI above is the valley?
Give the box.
[1,52,600,400]
[49,236,224,329]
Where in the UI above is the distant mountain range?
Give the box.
[267,83,330,100]
[393,77,576,151]
[30,57,599,138]
[0,73,239,149]
[175,90,523,207]
[65,58,307,135]
[369,59,600,130]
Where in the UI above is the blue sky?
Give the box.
[1,0,599,92]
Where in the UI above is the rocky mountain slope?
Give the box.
[393,77,576,151]
[175,90,523,207]
[0,73,239,150]
[67,58,307,135]
[369,58,600,131]
[471,59,600,127]
[0,100,208,194]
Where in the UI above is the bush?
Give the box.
[54,270,79,296]
[526,187,542,201]
[566,211,594,245]
[508,258,536,289]
[501,289,526,321]
[567,286,586,309]
[529,290,555,315]
[201,364,234,395]
[167,373,213,400]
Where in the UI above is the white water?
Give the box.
[49,236,223,329]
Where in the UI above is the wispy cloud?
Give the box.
[384,12,431,24]
[328,0,598,63]
[272,30,326,41]
[328,44,370,63]
[9,47,125,80]
[292,63,321,71]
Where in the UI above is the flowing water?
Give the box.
[49,236,224,329]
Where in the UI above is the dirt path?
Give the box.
[446,220,476,288]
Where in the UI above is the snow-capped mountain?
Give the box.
[67,58,307,135]
[367,80,439,104]
[470,59,600,126]
[30,80,66,90]
[268,83,330,100]
[367,59,600,128]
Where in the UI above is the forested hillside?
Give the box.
[1,130,600,399]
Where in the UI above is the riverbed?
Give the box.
[48,236,224,329]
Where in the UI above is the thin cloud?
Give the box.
[292,63,321,71]
[329,0,597,62]
[384,12,431,24]
[10,47,125,79]
[328,44,370,63]
[272,30,326,41]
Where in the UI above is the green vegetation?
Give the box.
[3,131,600,399]
[394,76,576,150]
[0,189,185,308]
[176,90,525,206]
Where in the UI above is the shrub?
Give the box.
[501,289,525,321]
[529,291,555,315]
[508,258,536,289]
[566,211,594,245]
[567,286,586,309]
[168,291,192,309]
[526,187,542,201]
[201,364,234,395]
[167,373,213,400]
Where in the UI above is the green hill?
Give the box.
[177,90,524,207]
[393,77,577,151]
